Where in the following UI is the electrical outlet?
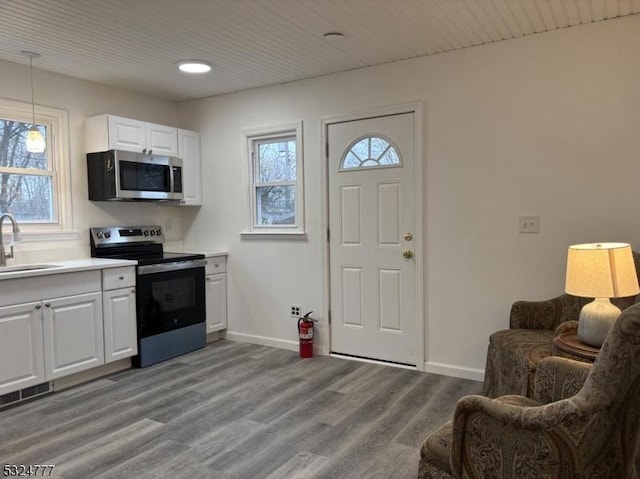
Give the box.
[290,304,301,318]
[518,215,540,234]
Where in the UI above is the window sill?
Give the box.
[240,231,308,241]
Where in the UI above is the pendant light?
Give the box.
[21,51,45,153]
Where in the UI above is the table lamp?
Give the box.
[565,242,639,347]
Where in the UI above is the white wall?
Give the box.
[181,15,640,378]
[0,59,185,262]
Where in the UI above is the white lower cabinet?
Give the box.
[205,254,227,333]
[102,266,137,363]
[103,287,137,362]
[206,273,227,333]
[0,302,45,396]
[0,266,138,398]
[0,291,104,395]
[43,292,104,380]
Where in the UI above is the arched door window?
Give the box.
[340,135,401,171]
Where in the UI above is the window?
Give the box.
[244,122,304,235]
[341,135,401,170]
[0,98,71,235]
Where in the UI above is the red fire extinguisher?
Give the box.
[298,312,316,358]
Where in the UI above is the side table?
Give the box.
[552,332,600,363]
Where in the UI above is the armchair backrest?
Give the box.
[510,251,640,330]
[571,302,640,476]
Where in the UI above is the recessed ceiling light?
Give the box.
[323,32,345,41]
[177,61,212,74]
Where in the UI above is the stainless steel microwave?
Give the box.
[87,150,183,201]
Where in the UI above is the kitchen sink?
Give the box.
[0,264,62,273]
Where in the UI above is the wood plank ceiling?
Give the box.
[0,0,637,101]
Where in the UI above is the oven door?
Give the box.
[136,260,206,338]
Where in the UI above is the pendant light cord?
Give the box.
[29,55,36,126]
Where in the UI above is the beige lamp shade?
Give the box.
[565,243,639,298]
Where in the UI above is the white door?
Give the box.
[328,112,417,365]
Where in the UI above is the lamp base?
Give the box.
[578,297,621,347]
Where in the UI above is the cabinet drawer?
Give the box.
[205,256,226,275]
[102,267,136,290]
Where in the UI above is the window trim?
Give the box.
[241,121,304,237]
[0,97,73,239]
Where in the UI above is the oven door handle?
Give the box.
[138,259,207,275]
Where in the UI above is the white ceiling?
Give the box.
[0,0,637,102]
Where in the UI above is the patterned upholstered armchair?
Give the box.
[482,251,640,398]
[418,302,640,479]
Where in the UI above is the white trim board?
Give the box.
[424,361,485,382]
[224,331,298,352]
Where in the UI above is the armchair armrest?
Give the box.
[509,294,585,330]
[450,394,583,478]
[554,320,578,335]
[532,356,591,404]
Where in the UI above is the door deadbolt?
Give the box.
[403,250,414,259]
[404,232,413,241]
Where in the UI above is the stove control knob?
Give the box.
[150,230,156,236]
[143,230,149,236]
[104,232,111,238]
[96,232,103,239]
[156,229,162,235]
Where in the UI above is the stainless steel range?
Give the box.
[90,225,206,367]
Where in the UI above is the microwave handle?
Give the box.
[169,163,175,193]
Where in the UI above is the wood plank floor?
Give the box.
[0,340,482,479]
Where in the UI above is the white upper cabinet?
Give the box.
[178,129,202,206]
[147,122,179,156]
[105,116,146,152]
[85,114,178,157]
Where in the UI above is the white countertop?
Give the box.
[0,258,137,281]
[191,251,228,257]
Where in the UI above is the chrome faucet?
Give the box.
[0,213,22,267]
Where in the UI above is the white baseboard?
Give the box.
[424,361,485,382]
[224,331,298,352]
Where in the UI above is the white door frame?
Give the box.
[320,101,426,371]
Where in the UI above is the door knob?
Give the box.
[404,232,413,241]
[403,250,414,259]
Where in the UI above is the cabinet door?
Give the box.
[107,115,147,152]
[0,302,45,396]
[146,122,178,156]
[103,288,137,363]
[43,292,104,379]
[206,273,227,333]
[177,129,202,206]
